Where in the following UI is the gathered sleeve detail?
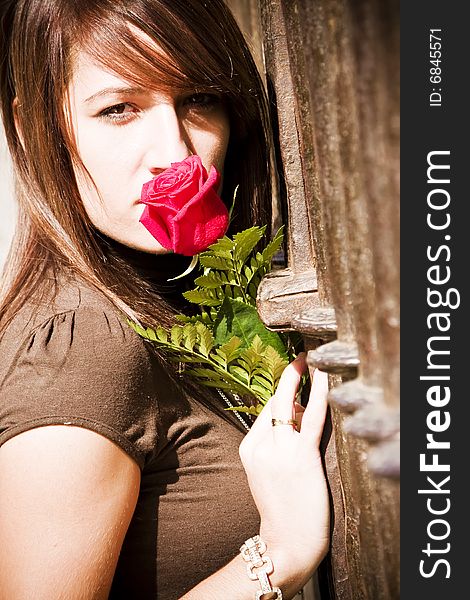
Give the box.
[0,305,161,470]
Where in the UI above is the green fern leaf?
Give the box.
[194,272,227,289]
[155,326,168,342]
[183,289,222,306]
[195,322,215,357]
[232,287,245,301]
[252,372,272,389]
[250,334,265,354]
[252,371,276,398]
[175,314,192,323]
[225,273,239,285]
[211,353,227,367]
[143,327,157,341]
[233,226,266,263]
[237,355,257,377]
[243,265,253,280]
[205,236,235,258]
[127,320,148,339]
[250,252,264,272]
[182,323,197,351]
[217,336,243,364]
[128,222,289,414]
[263,345,289,384]
[249,382,272,402]
[262,226,284,263]
[170,325,183,347]
[248,282,258,299]
[229,365,251,385]
[199,255,234,271]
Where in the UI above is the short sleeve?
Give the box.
[0,305,160,469]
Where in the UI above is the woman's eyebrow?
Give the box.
[84,86,148,104]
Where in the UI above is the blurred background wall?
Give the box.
[0,126,15,270]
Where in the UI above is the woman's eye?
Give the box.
[98,103,138,123]
[183,93,222,110]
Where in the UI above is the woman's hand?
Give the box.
[238,353,330,588]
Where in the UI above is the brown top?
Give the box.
[0,273,260,599]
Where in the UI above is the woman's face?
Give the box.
[67,46,230,253]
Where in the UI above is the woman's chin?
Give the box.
[101,228,171,255]
[127,239,171,254]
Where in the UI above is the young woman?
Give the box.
[0,1,330,598]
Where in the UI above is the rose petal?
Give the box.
[142,173,200,210]
[171,187,229,255]
[140,204,177,250]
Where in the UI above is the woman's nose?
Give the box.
[144,104,192,174]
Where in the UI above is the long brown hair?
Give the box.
[0,0,272,332]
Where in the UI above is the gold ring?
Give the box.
[271,418,298,430]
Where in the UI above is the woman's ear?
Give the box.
[12,97,25,148]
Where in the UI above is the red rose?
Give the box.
[139,155,229,256]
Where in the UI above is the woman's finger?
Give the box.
[294,402,305,430]
[270,353,307,440]
[299,368,329,447]
[247,394,275,435]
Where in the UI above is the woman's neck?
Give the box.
[96,233,196,306]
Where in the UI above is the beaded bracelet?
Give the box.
[240,536,283,600]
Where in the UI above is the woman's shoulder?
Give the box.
[0,271,162,468]
[2,271,145,359]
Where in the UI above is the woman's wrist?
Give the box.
[257,524,327,597]
[243,531,320,600]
